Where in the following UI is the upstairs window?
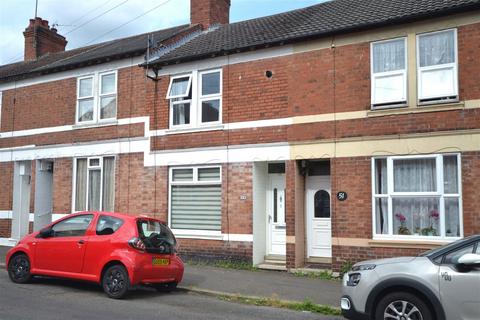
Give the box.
[371,37,407,107]
[77,71,117,124]
[166,69,222,129]
[417,29,458,103]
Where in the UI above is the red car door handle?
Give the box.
[78,240,85,245]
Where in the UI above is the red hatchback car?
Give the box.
[5,212,184,299]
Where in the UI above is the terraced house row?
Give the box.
[1,0,480,271]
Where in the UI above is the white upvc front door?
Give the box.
[306,176,332,258]
[267,174,286,256]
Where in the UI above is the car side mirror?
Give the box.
[457,253,480,267]
[39,227,54,238]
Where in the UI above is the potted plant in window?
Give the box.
[395,213,410,235]
[421,210,439,236]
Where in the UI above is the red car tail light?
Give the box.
[128,237,146,251]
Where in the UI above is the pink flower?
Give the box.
[429,210,439,220]
[395,213,406,222]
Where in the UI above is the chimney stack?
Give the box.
[190,0,230,29]
[23,17,67,61]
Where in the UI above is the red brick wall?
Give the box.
[460,152,480,235]
[152,126,287,150]
[458,23,480,101]
[0,123,144,149]
[223,163,253,234]
[2,22,480,152]
[331,156,372,239]
[190,0,230,28]
[0,162,13,210]
[0,66,150,133]
[1,78,76,132]
[178,238,252,262]
[52,158,72,214]
[115,153,168,217]
[332,246,426,271]
[0,219,12,238]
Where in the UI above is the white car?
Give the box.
[341,235,480,320]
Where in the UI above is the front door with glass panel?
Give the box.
[267,174,286,256]
[306,176,332,258]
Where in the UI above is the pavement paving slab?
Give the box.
[181,264,342,307]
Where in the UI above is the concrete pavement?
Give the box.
[181,264,342,307]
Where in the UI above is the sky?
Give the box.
[0,0,326,65]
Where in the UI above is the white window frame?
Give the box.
[98,71,118,121]
[168,165,222,235]
[370,37,408,108]
[166,74,192,99]
[371,153,463,241]
[417,29,458,104]
[76,70,117,125]
[72,155,116,212]
[198,69,223,127]
[167,69,222,129]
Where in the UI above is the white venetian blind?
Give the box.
[170,167,221,231]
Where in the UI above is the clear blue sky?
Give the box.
[0,0,326,65]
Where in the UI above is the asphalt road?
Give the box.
[0,270,343,320]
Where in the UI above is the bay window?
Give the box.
[371,37,407,107]
[169,166,222,231]
[74,156,115,212]
[417,29,458,103]
[373,154,461,239]
[167,69,222,129]
[77,71,117,124]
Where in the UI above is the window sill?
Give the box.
[369,237,457,249]
[367,101,465,118]
[73,120,118,130]
[165,125,224,135]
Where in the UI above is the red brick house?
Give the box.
[1,0,480,272]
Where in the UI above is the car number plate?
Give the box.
[152,257,170,266]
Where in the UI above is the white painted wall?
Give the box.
[34,160,53,231]
[11,161,31,240]
[252,162,268,265]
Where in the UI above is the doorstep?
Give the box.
[257,254,287,271]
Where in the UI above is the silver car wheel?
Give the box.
[384,300,423,320]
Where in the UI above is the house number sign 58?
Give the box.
[337,191,348,201]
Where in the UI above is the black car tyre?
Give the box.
[8,253,32,284]
[154,282,178,292]
[375,291,432,320]
[102,265,130,299]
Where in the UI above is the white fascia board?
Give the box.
[144,143,290,166]
[0,138,149,162]
[225,117,292,130]
[0,116,149,139]
[0,57,144,91]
